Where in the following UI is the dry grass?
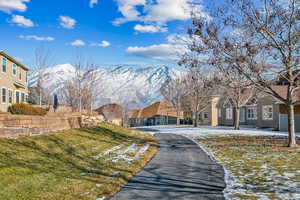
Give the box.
[197,135,300,200]
[0,122,157,200]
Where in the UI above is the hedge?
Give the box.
[8,103,47,116]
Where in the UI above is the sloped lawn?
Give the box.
[197,135,300,200]
[0,122,157,200]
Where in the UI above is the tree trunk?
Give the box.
[288,104,298,147]
[193,112,198,127]
[234,107,240,130]
[176,110,180,125]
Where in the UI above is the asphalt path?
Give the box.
[110,133,226,200]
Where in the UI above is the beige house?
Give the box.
[0,51,29,112]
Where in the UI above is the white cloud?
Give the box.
[70,40,85,46]
[10,15,34,27]
[0,0,30,13]
[59,16,76,29]
[113,0,146,25]
[126,43,187,62]
[89,0,98,8]
[134,24,167,33]
[91,40,110,47]
[166,34,191,44]
[19,35,54,41]
[113,0,210,27]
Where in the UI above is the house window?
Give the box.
[2,57,7,72]
[218,109,221,118]
[16,91,20,103]
[12,64,17,75]
[263,105,273,120]
[226,107,233,119]
[25,94,28,103]
[2,88,6,103]
[203,112,209,119]
[25,71,28,83]
[19,68,22,80]
[8,89,12,104]
[21,93,25,102]
[247,107,257,120]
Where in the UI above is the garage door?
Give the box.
[279,114,300,132]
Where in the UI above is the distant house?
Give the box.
[0,51,29,112]
[129,101,183,127]
[184,95,221,126]
[95,104,124,126]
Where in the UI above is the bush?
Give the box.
[8,103,47,116]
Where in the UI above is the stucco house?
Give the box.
[129,101,183,127]
[0,51,29,112]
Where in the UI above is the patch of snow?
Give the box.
[93,145,123,160]
[96,184,103,188]
[95,197,105,200]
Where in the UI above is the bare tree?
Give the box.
[161,77,187,125]
[34,46,55,106]
[189,0,300,147]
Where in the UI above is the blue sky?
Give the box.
[0,0,210,69]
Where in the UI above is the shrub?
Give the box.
[8,103,47,116]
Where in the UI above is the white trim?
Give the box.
[8,88,13,104]
[262,105,273,120]
[247,107,257,120]
[226,107,233,120]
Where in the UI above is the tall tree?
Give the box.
[161,77,187,125]
[189,0,300,147]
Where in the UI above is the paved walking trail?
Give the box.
[110,133,226,200]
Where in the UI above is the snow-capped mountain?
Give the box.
[29,64,186,109]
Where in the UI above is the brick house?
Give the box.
[0,51,29,112]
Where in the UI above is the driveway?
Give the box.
[110,133,226,200]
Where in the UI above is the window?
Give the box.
[8,89,12,104]
[12,64,17,75]
[218,109,222,118]
[2,57,7,72]
[19,68,22,80]
[16,91,20,103]
[247,107,257,120]
[263,105,273,120]
[203,112,209,119]
[25,71,28,83]
[21,93,25,102]
[226,107,233,119]
[25,94,28,103]
[2,88,6,103]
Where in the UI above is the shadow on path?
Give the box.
[110,133,226,200]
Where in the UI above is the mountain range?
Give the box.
[29,64,186,109]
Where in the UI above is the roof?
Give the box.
[267,85,300,103]
[0,51,29,71]
[95,104,124,120]
[130,101,181,119]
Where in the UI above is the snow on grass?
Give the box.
[196,135,300,200]
[136,125,296,137]
[93,145,124,160]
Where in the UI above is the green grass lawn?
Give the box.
[0,122,157,200]
[197,135,300,200]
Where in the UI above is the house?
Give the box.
[129,101,183,127]
[184,95,221,126]
[218,86,300,131]
[0,51,29,112]
[95,103,124,126]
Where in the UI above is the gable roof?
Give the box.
[267,86,300,103]
[0,51,29,71]
[130,101,180,119]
